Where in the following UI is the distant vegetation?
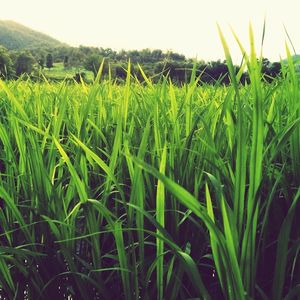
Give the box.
[0,20,283,84]
[0,20,64,50]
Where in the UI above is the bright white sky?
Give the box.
[0,0,298,62]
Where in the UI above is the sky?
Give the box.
[0,0,299,62]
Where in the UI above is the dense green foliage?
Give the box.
[0,20,283,84]
[14,51,35,77]
[0,46,14,79]
[46,53,54,70]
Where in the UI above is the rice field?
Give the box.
[0,31,299,300]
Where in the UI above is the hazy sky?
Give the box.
[0,0,298,62]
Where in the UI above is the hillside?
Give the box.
[0,20,66,50]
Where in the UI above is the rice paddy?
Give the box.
[0,30,299,299]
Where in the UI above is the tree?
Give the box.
[168,51,186,62]
[46,53,53,69]
[114,64,127,81]
[152,49,163,61]
[0,46,14,79]
[140,49,152,63]
[269,62,281,78]
[207,61,230,84]
[116,49,127,61]
[69,49,86,69]
[262,59,281,82]
[99,47,116,58]
[63,55,69,68]
[14,52,35,77]
[128,50,140,63]
[84,54,107,78]
[154,61,189,84]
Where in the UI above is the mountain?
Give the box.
[0,20,66,50]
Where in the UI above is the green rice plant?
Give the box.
[0,31,299,300]
[283,44,300,184]
[156,144,167,300]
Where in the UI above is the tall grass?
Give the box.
[0,31,299,299]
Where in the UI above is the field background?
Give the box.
[42,62,95,82]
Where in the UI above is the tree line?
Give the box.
[0,45,282,84]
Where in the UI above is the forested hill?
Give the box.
[0,20,284,84]
[0,20,65,50]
